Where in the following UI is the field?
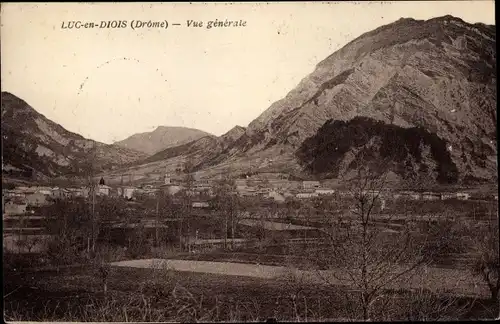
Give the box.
[109,258,488,297]
[4,261,498,322]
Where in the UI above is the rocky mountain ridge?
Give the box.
[1,91,148,180]
[207,15,497,183]
[3,15,497,185]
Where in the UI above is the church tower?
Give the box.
[164,166,171,185]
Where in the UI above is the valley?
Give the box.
[2,11,498,322]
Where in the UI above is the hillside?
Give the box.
[234,16,496,182]
[296,117,461,184]
[108,15,496,185]
[115,126,213,155]
[1,92,147,180]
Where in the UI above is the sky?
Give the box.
[1,1,495,144]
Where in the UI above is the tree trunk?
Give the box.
[362,302,369,322]
[187,218,191,253]
[491,288,498,303]
[91,186,96,253]
[489,279,499,302]
[361,200,370,321]
[155,197,159,247]
[178,219,183,251]
[224,215,228,250]
[231,213,235,250]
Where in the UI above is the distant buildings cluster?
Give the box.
[3,171,490,216]
[2,185,88,215]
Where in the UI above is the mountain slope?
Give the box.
[103,15,496,185]
[115,126,213,155]
[1,92,147,179]
[219,15,497,183]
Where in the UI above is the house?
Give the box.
[237,185,258,196]
[36,187,53,196]
[62,189,72,198]
[143,188,159,197]
[400,191,421,200]
[266,179,292,190]
[51,187,68,199]
[123,187,136,200]
[422,192,440,200]
[302,181,321,190]
[25,192,48,207]
[81,187,90,198]
[4,200,28,215]
[97,184,111,196]
[66,188,85,198]
[268,190,286,203]
[256,188,272,195]
[161,183,183,196]
[380,199,386,211]
[192,201,210,208]
[4,189,25,199]
[296,192,319,199]
[408,193,421,200]
[195,179,211,187]
[441,192,456,200]
[315,188,335,195]
[338,191,354,198]
[362,190,381,198]
[456,192,470,200]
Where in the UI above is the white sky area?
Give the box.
[1,1,495,144]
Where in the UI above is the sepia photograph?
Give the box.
[1,1,498,322]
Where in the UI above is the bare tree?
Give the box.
[400,287,476,321]
[212,176,238,250]
[82,141,99,255]
[312,166,430,321]
[43,198,93,266]
[472,206,499,303]
[183,173,195,252]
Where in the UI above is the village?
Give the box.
[5,166,496,259]
[3,169,493,217]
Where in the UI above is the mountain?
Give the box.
[1,92,147,180]
[114,126,213,155]
[101,15,498,185]
[215,15,496,183]
[142,126,247,169]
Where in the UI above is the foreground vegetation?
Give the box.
[4,260,498,322]
[3,170,499,321]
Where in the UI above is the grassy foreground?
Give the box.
[4,261,498,322]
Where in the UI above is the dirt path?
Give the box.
[111,258,488,297]
[111,258,287,279]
